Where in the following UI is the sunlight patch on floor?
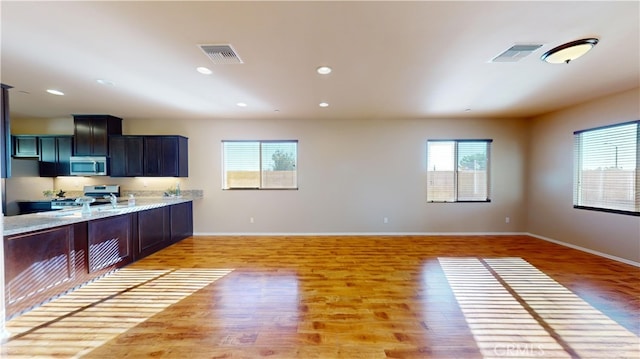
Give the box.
[485,258,639,358]
[439,257,639,359]
[1,267,233,358]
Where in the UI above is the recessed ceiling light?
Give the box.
[316,66,332,75]
[236,102,247,107]
[46,89,64,96]
[319,102,329,107]
[96,79,115,86]
[197,66,213,75]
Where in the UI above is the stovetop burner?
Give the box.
[49,185,120,210]
[52,198,76,202]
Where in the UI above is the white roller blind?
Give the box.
[574,121,639,215]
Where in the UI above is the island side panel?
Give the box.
[4,226,75,316]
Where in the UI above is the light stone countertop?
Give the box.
[3,197,193,237]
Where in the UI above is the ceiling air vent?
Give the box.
[491,44,543,63]
[198,44,243,64]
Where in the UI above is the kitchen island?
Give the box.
[3,197,193,318]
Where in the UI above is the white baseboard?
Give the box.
[526,232,640,267]
[193,231,527,237]
[192,231,639,267]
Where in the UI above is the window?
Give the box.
[573,121,639,216]
[427,140,492,202]
[222,140,298,190]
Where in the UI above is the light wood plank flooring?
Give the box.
[2,235,639,358]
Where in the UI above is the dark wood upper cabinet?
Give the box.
[12,135,39,157]
[144,136,188,177]
[73,115,122,156]
[111,135,187,177]
[109,136,144,177]
[39,136,73,177]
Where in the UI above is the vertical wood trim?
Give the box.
[1,84,12,179]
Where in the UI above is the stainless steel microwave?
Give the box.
[69,156,108,176]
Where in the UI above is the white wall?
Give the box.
[11,89,639,263]
[124,116,528,235]
[527,88,640,263]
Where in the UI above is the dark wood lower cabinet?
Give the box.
[4,201,192,318]
[136,202,193,260]
[87,214,133,273]
[136,206,170,260]
[171,201,193,243]
[5,225,78,316]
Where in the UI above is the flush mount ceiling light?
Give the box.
[46,89,64,96]
[541,38,599,64]
[316,66,332,75]
[319,102,329,107]
[236,102,247,107]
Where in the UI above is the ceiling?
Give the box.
[1,1,638,122]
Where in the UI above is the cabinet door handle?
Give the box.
[93,161,97,173]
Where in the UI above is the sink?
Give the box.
[38,210,84,218]
[94,205,128,213]
[37,204,127,217]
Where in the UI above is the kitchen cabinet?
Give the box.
[87,214,133,273]
[144,136,188,177]
[4,223,88,316]
[171,201,193,243]
[110,135,188,177]
[109,135,144,177]
[12,135,39,157]
[136,206,170,259]
[39,136,73,177]
[17,200,54,214]
[4,200,191,318]
[135,202,192,258]
[73,114,122,156]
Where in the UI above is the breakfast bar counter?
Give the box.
[3,197,192,236]
[3,197,194,318]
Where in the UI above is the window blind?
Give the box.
[573,121,639,215]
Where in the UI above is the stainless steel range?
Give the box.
[82,185,121,201]
[51,185,121,210]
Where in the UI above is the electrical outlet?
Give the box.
[383,217,389,224]
[250,217,254,224]
[505,216,510,224]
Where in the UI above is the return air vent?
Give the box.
[491,44,543,62]
[198,44,243,64]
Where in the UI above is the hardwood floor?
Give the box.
[2,235,639,358]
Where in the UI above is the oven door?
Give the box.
[69,157,108,176]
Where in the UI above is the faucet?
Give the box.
[108,193,118,208]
